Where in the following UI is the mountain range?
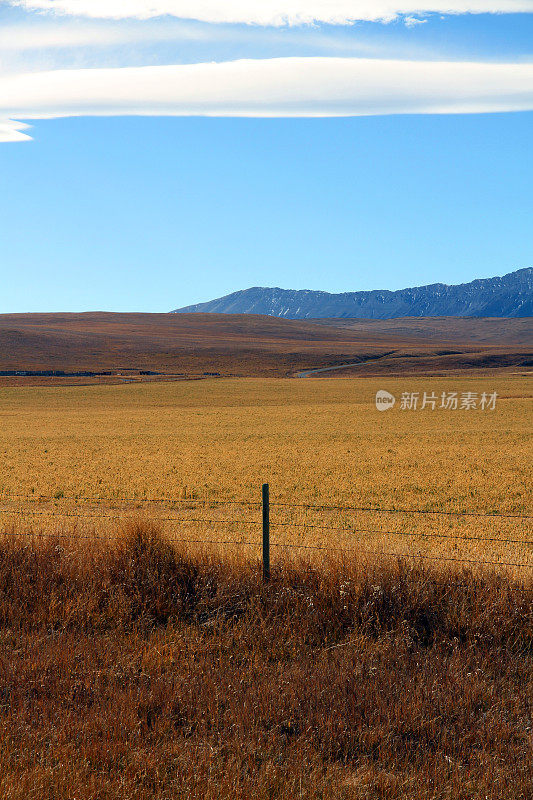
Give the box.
[173,268,532,320]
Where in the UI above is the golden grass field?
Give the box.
[1,373,532,799]
[1,374,531,576]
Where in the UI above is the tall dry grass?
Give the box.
[1,376,532,572]
[0,521,531,799]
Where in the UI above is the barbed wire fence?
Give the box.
[0,484,532,577]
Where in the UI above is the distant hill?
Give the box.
[0,312,530,383]
[173,268,533,320]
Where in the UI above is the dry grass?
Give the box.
[310,315,533,345]
[0,312,394,379]
[1,312,530,383]
[1,376,531,797]
[0,523,531,799]
[0,375,531,572]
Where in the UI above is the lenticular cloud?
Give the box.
[2,57,533,142]
[11,0,533,24]
[0,120,32,143]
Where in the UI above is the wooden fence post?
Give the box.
[262,483,270,583]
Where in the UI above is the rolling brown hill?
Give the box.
[308,315,533,345]
[0,312,530,384]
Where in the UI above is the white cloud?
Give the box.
[1,57,532,141]
[0,20,219,51]
[0,23,137,50]
[0,23,133,50]
[10,0,533,25]
[0,119,32,142]
[403,15,428,25]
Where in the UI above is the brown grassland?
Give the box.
[0,374,531,798]
[0,313,531,384]
[0,375,531,566]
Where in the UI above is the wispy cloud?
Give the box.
[0,119,32,142]
[404,15,428,26]
[10,1,533,25]
[0,16,440,77]
[0,18,441,61]
[1,56,532,142]
[0,19,218,51]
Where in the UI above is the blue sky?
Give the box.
[0,2,532,312]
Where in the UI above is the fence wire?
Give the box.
[0,494,530,519]
[0,493,531,570]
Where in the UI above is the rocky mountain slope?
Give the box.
[173,268,532,319]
